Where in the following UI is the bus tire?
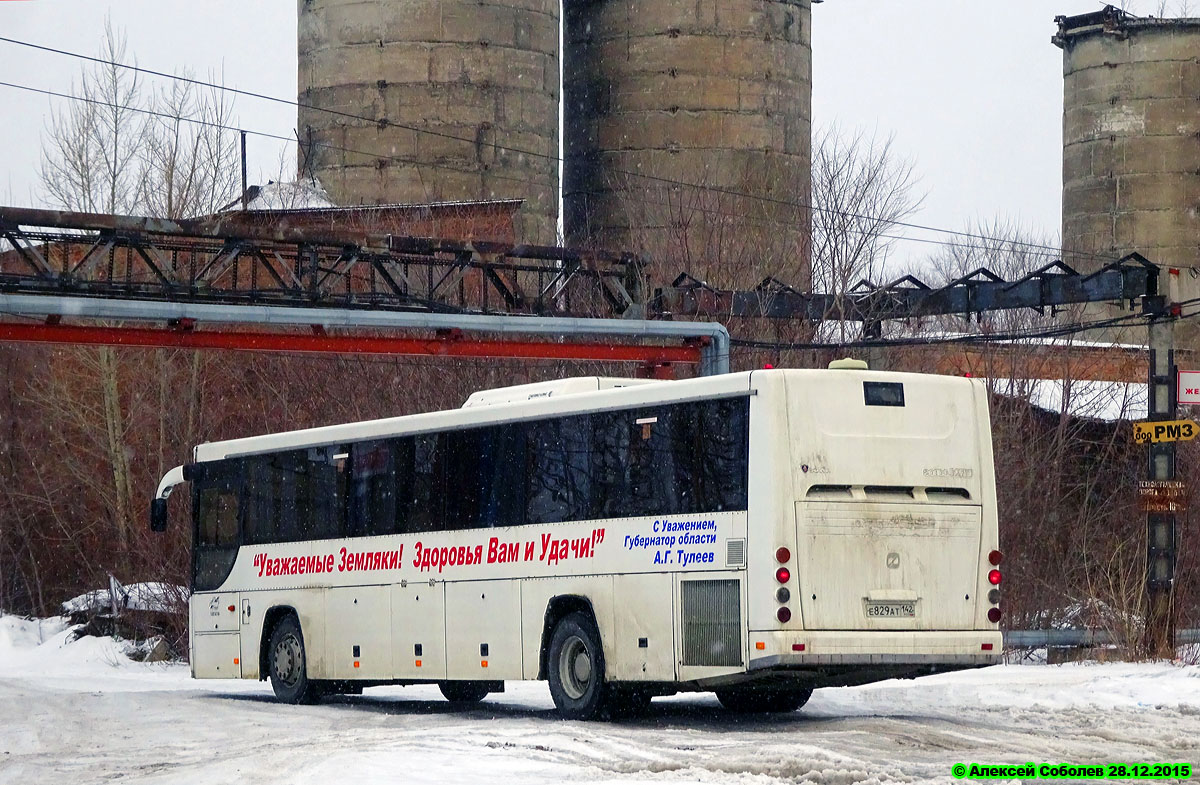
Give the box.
[267,615,321,705]
[547,611,607,720]
[439,681,491,704]
[715,686,812,713]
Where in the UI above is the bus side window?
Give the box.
[303,446,344,541]
[348,440,396,537]
[591,410,631,519]
[241,456,273,545]
[196,467,240,548]
[698,398,749,511]
[527,415,591,525]
[443,429,482,530]
[407,434,444,533]
[479,424,526,527]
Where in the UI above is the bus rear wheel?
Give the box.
[267,615,321,704]
[439,681,491,703]
[715,686,812,713]
[547,611,607,720]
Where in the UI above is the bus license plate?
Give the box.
[865,601,916,618]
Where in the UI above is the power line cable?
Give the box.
[0,34,1121,264]
[0,81,1070,264]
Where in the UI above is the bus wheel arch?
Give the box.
[538,595,597,680]
[258,606,298,682]
[261,608,321,704]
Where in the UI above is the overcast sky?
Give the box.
[0,0,1170,269]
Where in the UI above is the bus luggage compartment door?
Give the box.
[326,586,393,679]
[192,632,241,678]
[796,502,980,630]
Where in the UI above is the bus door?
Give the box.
[191,460,244,678]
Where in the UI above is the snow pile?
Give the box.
[0,615,127,675]
[810,661,1200,718]
[61,581,187,615]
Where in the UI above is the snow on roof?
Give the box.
[217,178,523,215]
[987,377,1146,421]
[242,179,336,211]
[61,582,187,615]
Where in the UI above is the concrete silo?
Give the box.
[1054,7,1200,285]
[298,0,560,243]
[563,0,812,283]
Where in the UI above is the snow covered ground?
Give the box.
[2,615,1198,785]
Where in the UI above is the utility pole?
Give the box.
[240,130,249,211]
[1144,297,1178,657]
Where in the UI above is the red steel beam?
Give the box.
[0,321,701,365]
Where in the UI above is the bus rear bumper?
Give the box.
[746,630,1004,670]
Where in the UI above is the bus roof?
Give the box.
[192,369,981,462]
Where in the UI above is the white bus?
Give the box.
[151,367,1003,719]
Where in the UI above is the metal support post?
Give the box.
[1145,306,1177,657]
[863,320,886,371]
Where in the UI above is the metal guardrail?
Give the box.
[1005,629,1200,647]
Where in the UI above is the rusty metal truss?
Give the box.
[0,207,645,317]
[651,254,1161,323]
[0,207,1166,328]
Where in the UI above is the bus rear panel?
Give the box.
[743,369,1001,685]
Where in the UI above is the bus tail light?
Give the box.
[776,547,791,563]
[775,567,791,584]
[981,643,994,651]
[988,550,1003,566]
[777,607,792,623]
[988,569,1002,585]
[987,607,1002,624]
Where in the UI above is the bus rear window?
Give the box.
[864,381,904,407]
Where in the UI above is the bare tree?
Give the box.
[810,126,924,298]
[11,19,241,604]
[39,18,143,215]
[139,77,240,219]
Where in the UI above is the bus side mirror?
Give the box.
[150,498,168,533]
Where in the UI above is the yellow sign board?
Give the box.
[1133,419,1199,444]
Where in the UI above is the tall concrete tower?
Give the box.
[563,0,812,283]
[1054,8,1200,285]
[298,0,560,243]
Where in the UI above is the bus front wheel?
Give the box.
[267,615,321,704]
[547,611,607,720]
[715,686,812,713]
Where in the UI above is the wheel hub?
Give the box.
[272,634,302,687]
[558,635,592,700]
